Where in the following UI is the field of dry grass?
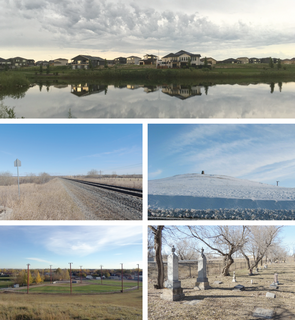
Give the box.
[0,178,84,220]
[75,176,142,189]
[149,260,295,319]
[0,289,142,320]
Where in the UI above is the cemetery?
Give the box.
[148,251,295,319]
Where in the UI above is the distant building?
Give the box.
[71,55,104,69]
[127,56,141,65]
[139,54,158,65]
[200,57,217,65]
[53,58,68,66]
[114,57,127,64]
[237,57,249,64]
[161,50,201,68]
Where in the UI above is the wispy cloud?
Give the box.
[27,226,142,257]
[26,257,53,264]
[149,169,162,178]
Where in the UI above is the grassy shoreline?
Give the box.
[1,64,295,89]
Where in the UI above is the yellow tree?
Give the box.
[34,271,43,284]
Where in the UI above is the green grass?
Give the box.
[16,281,141,294]
[2,63,295,88]
[0,289,142,320]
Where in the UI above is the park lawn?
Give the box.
[88,279,141,287]
[0,288,142,320]
[17,283,136,293]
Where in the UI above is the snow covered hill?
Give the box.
[148,174,295,220]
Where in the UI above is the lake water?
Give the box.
[2,82,295,118]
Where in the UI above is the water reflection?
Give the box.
[1,82,295,118]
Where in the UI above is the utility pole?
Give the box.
[14,159,21,198]
[100,265,103,285]
[121,263,123,293]
[69,263,73,294]
[276,181,279,186]
[137,264,139,290]
[27,264,30,294]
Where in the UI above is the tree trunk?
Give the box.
[150,226,165,289]
[222,255,234,276]
[241,250,251,270]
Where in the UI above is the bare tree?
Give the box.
[171,239,199,261]
[87,169,99,177]
[149,225,165,289]
[240,226,282,270]
[178,225,249,276]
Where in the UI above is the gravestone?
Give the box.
[266,292,276,299]
[253,308,274,319]
[274,273,279,285]
[233,284,245,291]
[194,248,210,290]
[161,246,185,301]
[232,271,236,282]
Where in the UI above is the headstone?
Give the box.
[249,268,253,276]
[251,279,253,284]
[213,281,222,285]
[256,268,259,273]
[194,248,210,290]
[252,308,274,319]
[269,283,278,289]
[264,264,268,269]
[232,271,236,282]
[233,284,245,291]
[161,246,185,301]
[273,273,279,285]
[266,292,276,298]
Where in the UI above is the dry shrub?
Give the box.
[0,178,85,220]
[0,171,14,186]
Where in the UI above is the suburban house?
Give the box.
[249,57,261,64]
[8,57,29,67]
[52,58,68,66]
[161,50,201,68]
[71,55,104,69]
[36,60,49,66]
[237,57,249,64]
[0,57,11,68]
[139,54,158,65]
[114,57,127,64]
[260,57,279,64]
[200,57,216,65]
[282,58,295,64]
[126,56,141,65]
[71,84,107,97]
[217,58,241,64]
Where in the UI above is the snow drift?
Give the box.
[148,174,295,219]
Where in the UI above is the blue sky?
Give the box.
[0,226,142,269]
[0,124,142,176]
[148,124,295,187]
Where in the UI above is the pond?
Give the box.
[1,82,295,118]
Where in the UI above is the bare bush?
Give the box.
[0,171,14,186]
[38,172,52,184]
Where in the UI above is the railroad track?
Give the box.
[63,178,142,198]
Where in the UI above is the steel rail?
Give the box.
[62,178,142,198]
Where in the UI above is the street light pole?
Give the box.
[100,265,103,285]
[27,264,30,294]
[137,264,139,290]
[69,263,73,294]
[121,263,123,293]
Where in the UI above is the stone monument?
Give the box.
[194,248,210,290]
[161,246,185,301]
[232,271,236,282]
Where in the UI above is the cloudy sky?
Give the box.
[0,124,142,176]
[149,124,295,187]
[0,225,142,269]
[1,0,294,61]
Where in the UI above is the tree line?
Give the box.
[149,225,286,289]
